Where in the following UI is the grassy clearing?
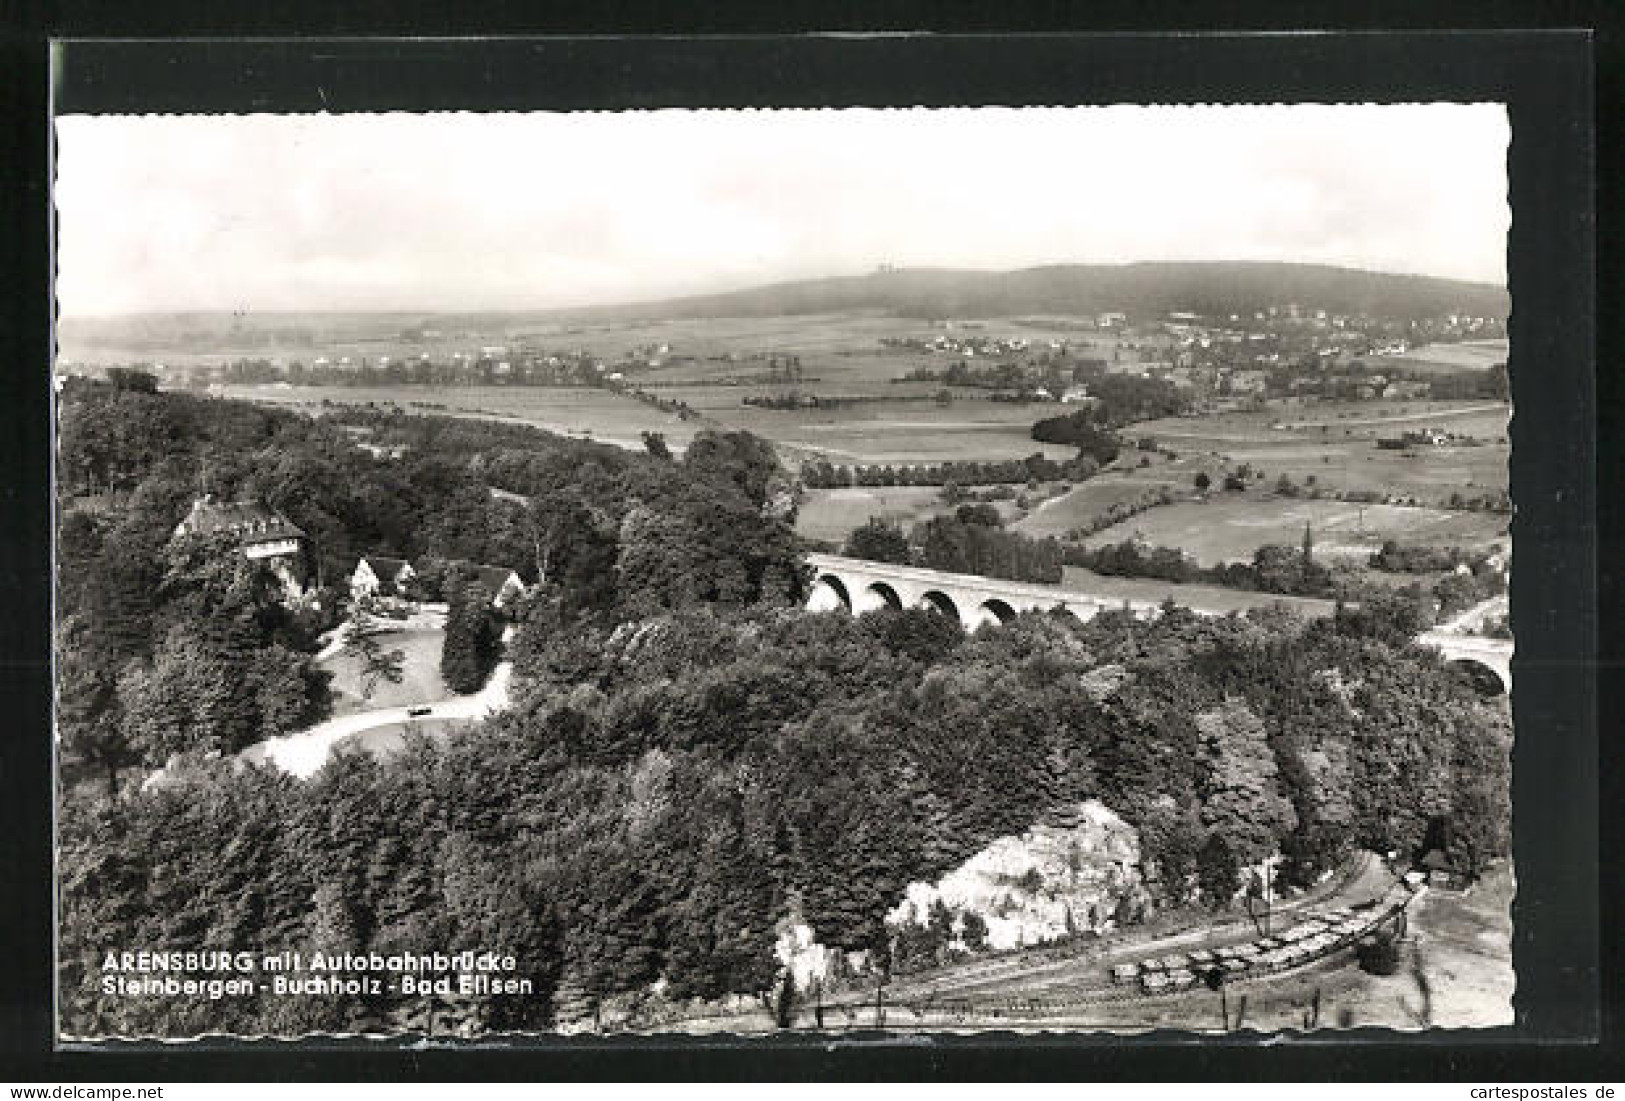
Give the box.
[1013,476,1183,539]
[1057,567,1337,617]
[319,626,448,716]
[796,486,956,544]
[1077,496,1507,567]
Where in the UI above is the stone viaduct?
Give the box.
[804,552,1512,694]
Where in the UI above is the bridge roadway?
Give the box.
[805,553,1512,693]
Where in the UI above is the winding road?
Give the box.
[237,661,513,779]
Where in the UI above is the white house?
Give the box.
[350,555,417,601]
[469,565,528,610]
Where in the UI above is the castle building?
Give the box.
[172,494,313,601]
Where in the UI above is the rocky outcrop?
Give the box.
[888,799,1146,951]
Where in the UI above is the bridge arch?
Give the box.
[856,581,903,614]
[806,573,852,614]
[1449,658,1507,697]
[970,598,1018,631]
[918,589,962,624]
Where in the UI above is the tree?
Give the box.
[1197,834,1240,909]
[954,503,1003,528]
[1194,471,1212,493]
[1195,700,1297,865]
[960,910,988,952]
[55,633,137,795]
[641,431,671,460]
[342,605,406,700]
[442,582,498,694]
[682,429,780,509]
[843,518,912,566]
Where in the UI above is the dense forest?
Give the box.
[55,376,1509,1038]
[55,374,803,790]
[60,601,1509,1037]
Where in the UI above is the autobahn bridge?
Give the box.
[804,552,1511,693]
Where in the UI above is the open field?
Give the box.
[1385,338,1509,374]
[799,486,958,544]
[1013,475,1186,539]
[211,383,705,452]
[1076,496,1508,567]
[1134,400,1509,505]
[320,626,448,716]
[1059,566,1337,617]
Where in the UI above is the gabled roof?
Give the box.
[359,555,414,578]
[468,564,524,592]
[174,496,305,544]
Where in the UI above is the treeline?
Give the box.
[1062,485,1178,539]
[1069,537,1507,620]
[1369,540,1498,575]
[222,353,610,389]
[1039,373,1193,429]
[801,452,1104,490]
[59,601,1509,1037]
[843,512,1065,586]
[1028,415,1129,463]
[742,391,942,410]
[1067,538,1337,599]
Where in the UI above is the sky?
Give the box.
[54,105,1509,317]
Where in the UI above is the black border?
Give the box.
[1,23,1611,1082]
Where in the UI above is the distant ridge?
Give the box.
[531,262,1508,325]
[57,263,1509,351]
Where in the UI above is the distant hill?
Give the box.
[57,263,1508,360]
[539,262,1508,325]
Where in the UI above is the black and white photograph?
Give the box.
[51,100,1523,1041]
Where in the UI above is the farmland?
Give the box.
[1074,496,1507,568]
[211,383,708,452]
[153,311,1509,561]
[1384,338,1508,374]
[1129,400,1508,506]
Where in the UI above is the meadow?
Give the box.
[1131,400,1508,506]
[319,626,449,716]
[1058,566,1337,617]
[797,486,966,544]
[1385,338,1509,374]
[1074,495,1508,567]
[1011,475,1185,539]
